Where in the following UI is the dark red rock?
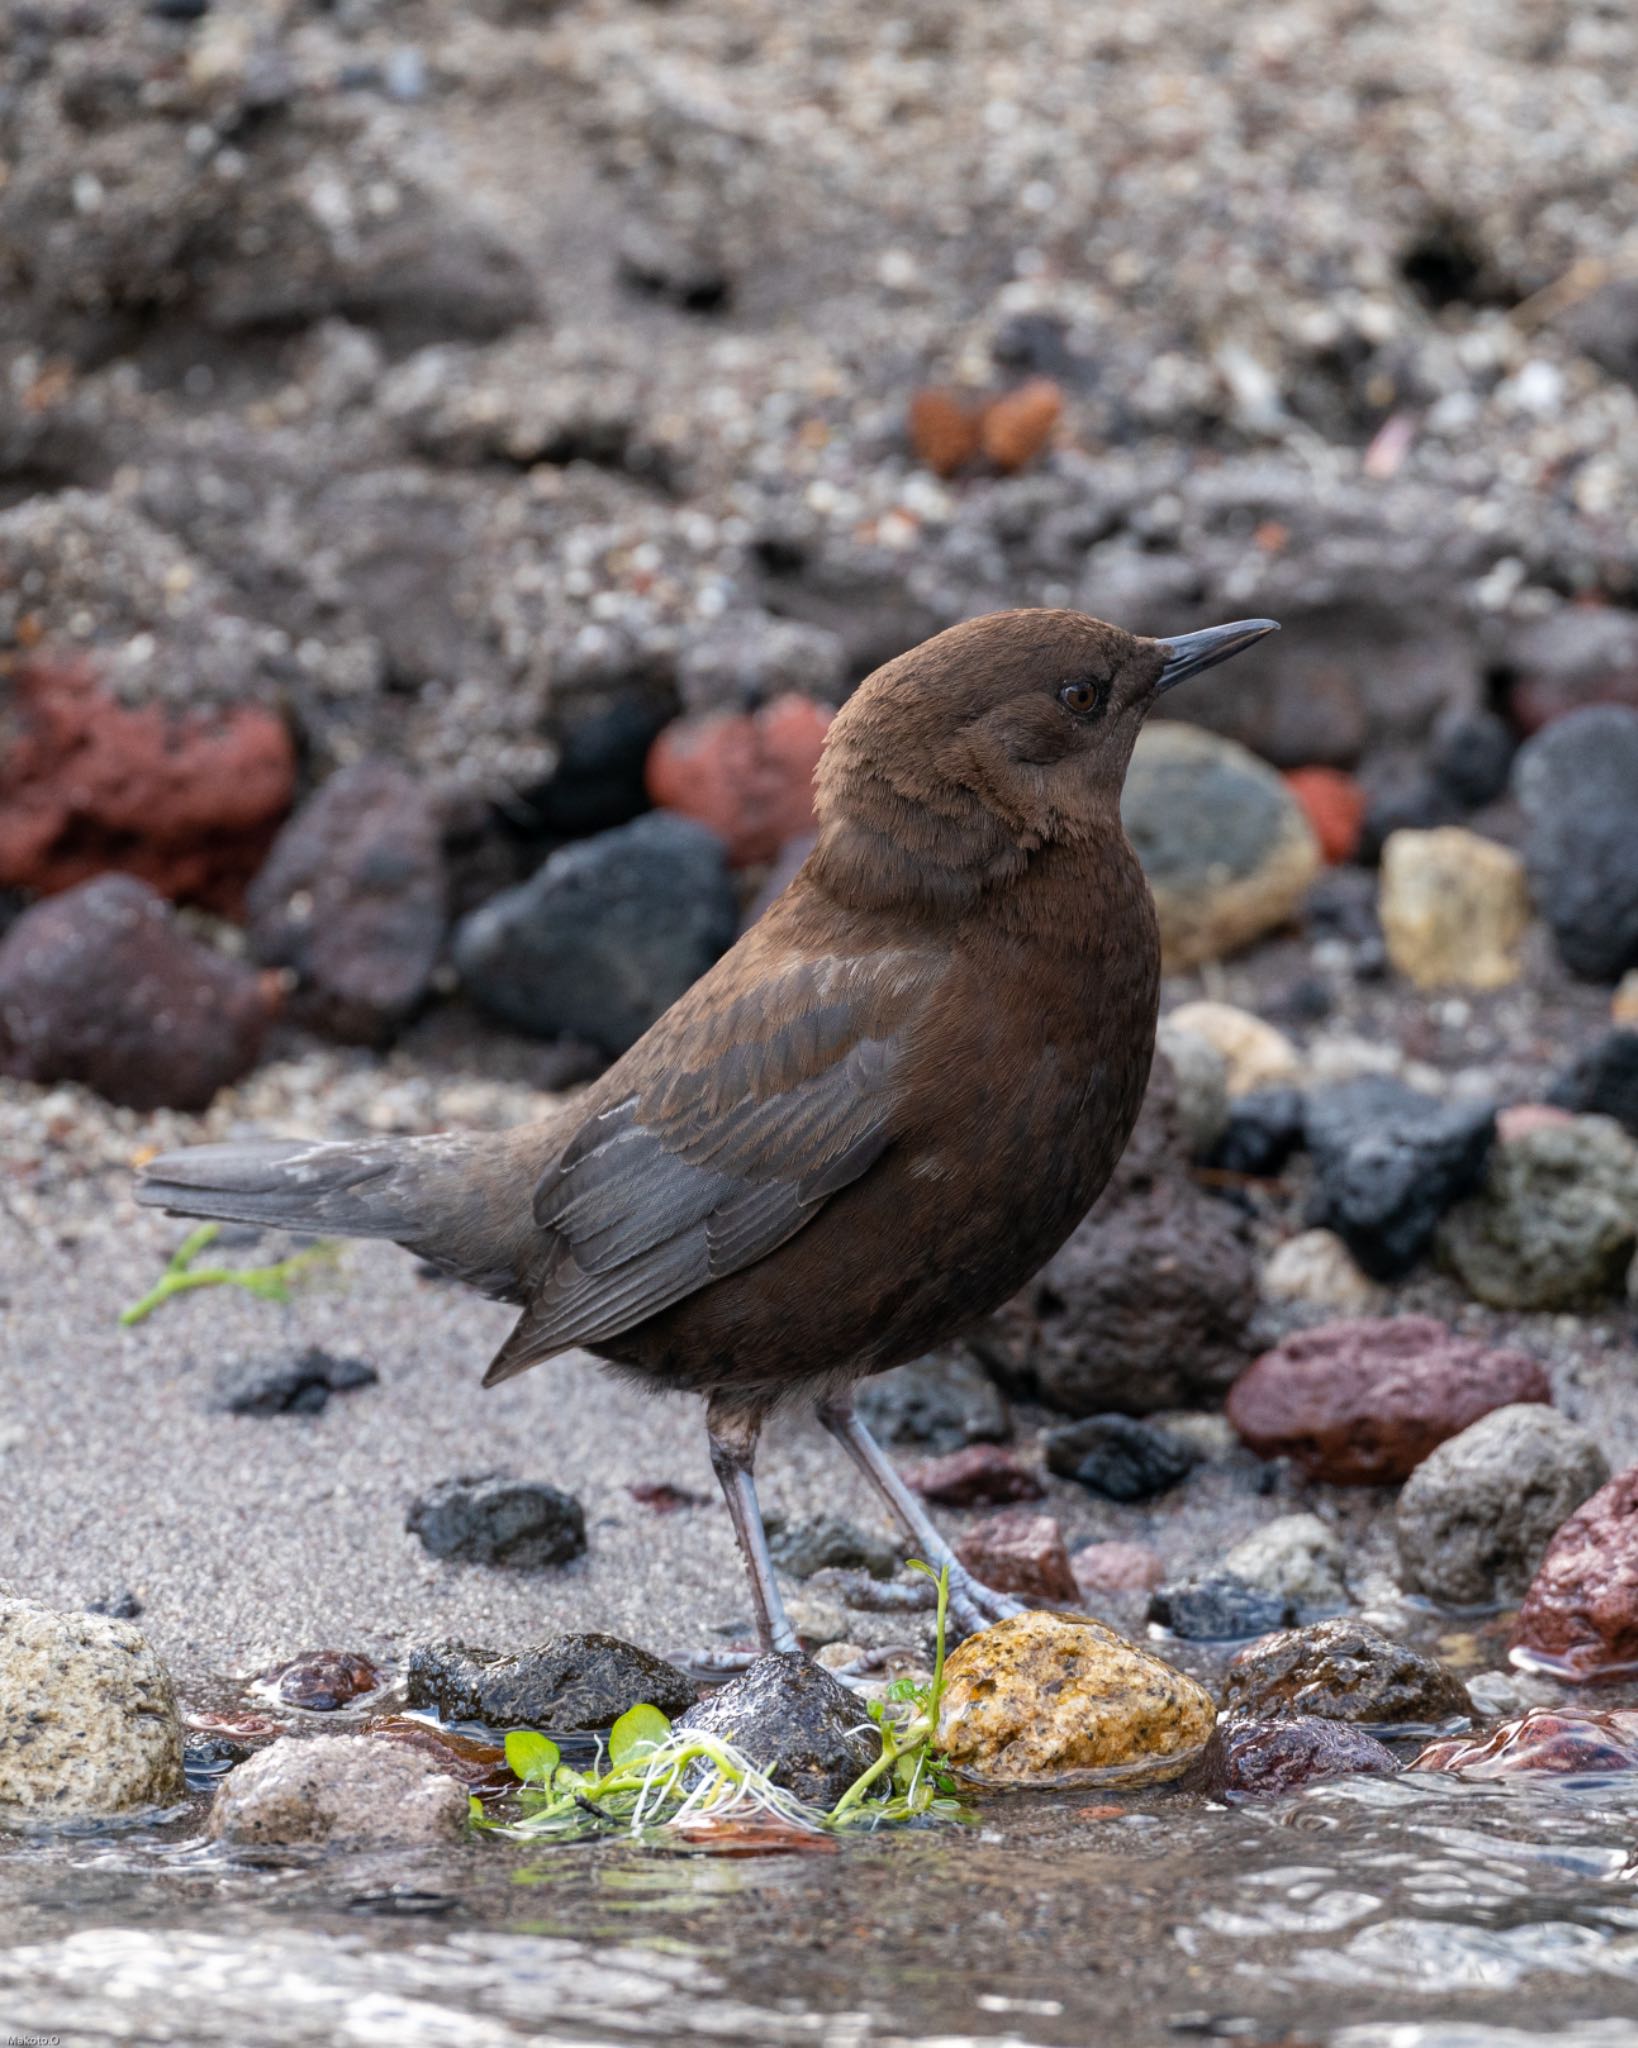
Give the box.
[645,694,832,867]
[1219,1618,1473,1732]
[0,874,271,1109]
[1412,1705,1638,1777]
[1226,1314,1549,1484]
[0,654,295,912]
[246,760,447,1044]
[903,1443,1044,1507]
[627,1481,710,1514]
[1198,1716,1400,1799]
[1511,1464,1638,1682]
[954,1510,1078,1604]
[1071,1540,1166,1595]
[257,1650,384,1712]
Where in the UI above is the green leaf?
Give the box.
[609,1703,671,1768]
[504,1729,561,1785]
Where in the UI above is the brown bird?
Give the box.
[136,609,1276,1649]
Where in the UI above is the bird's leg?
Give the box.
[815,1393,1026,1640]
[707,1394,800,1657]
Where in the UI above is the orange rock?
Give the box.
[1284,766,1366,865]
[0,653,295,913]
[908,387,983,477]
[645,694,833,867]
[980,378,1063,472]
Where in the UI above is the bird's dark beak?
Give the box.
[1153,618,1280,694]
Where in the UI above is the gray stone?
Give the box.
[1395,1404,1611,1608]
[1436,1116,1638,1310]
[766,1515,902,1581]
[207,1736,468,1847]
[1219,1618,1473,1733]
[405,1475,587,1570]
[1153,1020,1231,1160]
[1515,706,1638,982]
[453,812,737,1056]
[1121,723,1321,969]
[247,761,447,1044]
[404,1633,696,1730]
[675,1652,878,1808]
[1304,1076,1495,1280]
[1223,1514,1349,1618]
[212,1347,378,1418]
[0,1597,184,1818]
[1148,1573,1294,1642]
[855,1349,1010,1453]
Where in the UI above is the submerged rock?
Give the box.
[856,1349,1010,1453]
[405,1475,587,1569]
[936,1611,1215,1786]
[1226,1315,1549,1484]
[256,1650,384,1713]
[1219,1618,1473,1733]
[955,1510,1078,1604]
[1043,1414,1196,1502]
[1122,725,1321,968]
[675,1652,877,1808]
[0,1597,185,1818]
[1436,1115,1638,1310]
[1378,826,1531,990]
[208,1736,468,1847]
[1412,1706,1638,1778]
[1197,1716,1400,1800]
[1511,1464,1638,1682]
[1148,1572,1294,1642]
[1303,1077,1495,1280]
[1396,1405,1610,1608]
[405,1633,696,1730]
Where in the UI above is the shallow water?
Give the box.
[5,1759,1638,2047]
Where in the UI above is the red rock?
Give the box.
[628,1481,709,1514]
[1412,1705,1638,1777]
[1283,767,1366,865]
[955,1509,1078,1603]
[1071,1541,1166,1595]
[1226,1314,1549,1484]
[645,694,832,867]
[979,378,1064,473]
[0,654,295,913]
[1511,1464,1638,1682]
[1496,1102,1578,1141]
[903,1443,1044,1507]
[256,1650,384,1712]
[0,874,271,1110]
[1197,1716,1400,1800]
[365,1716,515,1798]
[908,387,983,477]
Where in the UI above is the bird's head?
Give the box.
[811,607,1277,908]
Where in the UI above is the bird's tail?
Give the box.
[133,1126,553,1303]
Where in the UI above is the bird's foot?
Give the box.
[943,1568,1027,1643]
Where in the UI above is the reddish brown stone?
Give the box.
[955,1510,1078,1604]
[1197,1716,1400,1800]
[1072,1540,1166,1595]
[366,1716,515,1798]
[0,654,295,912]
[1283,766,1366,865]
[979,377,1064,472]
[645,694,832,867]
[1511,1464,1638,1682]
[903,1443,1044,1507]
[1226,1315,1549,1484]
[627,1481,710,1514]
[908,387,983,477]
[0,874,271,1109]
[256,1650,384,1713]
[1412,1705,1638,1777]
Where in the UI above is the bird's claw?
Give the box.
[943,1569,1028,1642]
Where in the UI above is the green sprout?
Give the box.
[474,1560,965,1845]
[118,1223,341,1327]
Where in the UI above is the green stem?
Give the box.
[119,1230,340,1327]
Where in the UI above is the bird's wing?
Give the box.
[482,946,936,1381]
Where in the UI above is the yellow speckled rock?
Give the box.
[1379,827,1531,990]
[935,1610,1216,1788]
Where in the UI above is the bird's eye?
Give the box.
[1056,678,1106,718]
